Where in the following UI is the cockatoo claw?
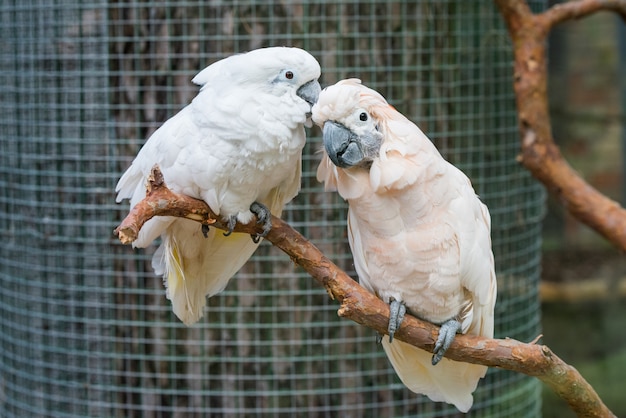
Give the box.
[201,224,210,238]
[432,318,461,365]
[250,201,272,242]
[388,299,406,343]
[222,215,237,237]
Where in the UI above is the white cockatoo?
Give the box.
[314,79,496,412]
[116,47,321,325]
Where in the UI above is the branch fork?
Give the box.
[495,0,626,250]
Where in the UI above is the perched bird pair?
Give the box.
[116,47,496,412]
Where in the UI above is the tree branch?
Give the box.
[540,0,626,27]
[494,0,626,251]
[114,165,615,417]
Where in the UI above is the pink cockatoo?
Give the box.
[314,79,496,412]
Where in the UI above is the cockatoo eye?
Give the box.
[285,71,294,80]
[359,112,368,121]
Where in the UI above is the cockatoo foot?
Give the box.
[222,215,237,237]
[201,224,210,238]
[250,202,272,243]
[388,299,406,343]
[432,318,461,365]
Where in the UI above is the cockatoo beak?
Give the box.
[298,80,321,128]
[297,80,322,107]
[322,121,363,168]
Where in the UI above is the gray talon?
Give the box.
[250,201,272,242]
[202,224,210,238]
[223,215,237,237]
[388,299,406,343]
[432,318,461,365]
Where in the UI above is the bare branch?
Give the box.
[494,0,626,251]
[114,165,616,417]
[539,0,626,28]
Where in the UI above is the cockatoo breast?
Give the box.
[348,175,468,325]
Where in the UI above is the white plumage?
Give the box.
[116,47,321,325]
[314,79,496,412]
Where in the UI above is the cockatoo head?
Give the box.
[312,79,395,168]
[193,46,322,116]
[315,79,434,196]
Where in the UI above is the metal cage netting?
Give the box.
[0,1,546,417]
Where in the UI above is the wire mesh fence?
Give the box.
[0,1,546,417]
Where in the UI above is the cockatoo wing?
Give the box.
[449,171,497,338]
[115,104,254,325]
[151,170,300,325]
[116,111,303,325]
